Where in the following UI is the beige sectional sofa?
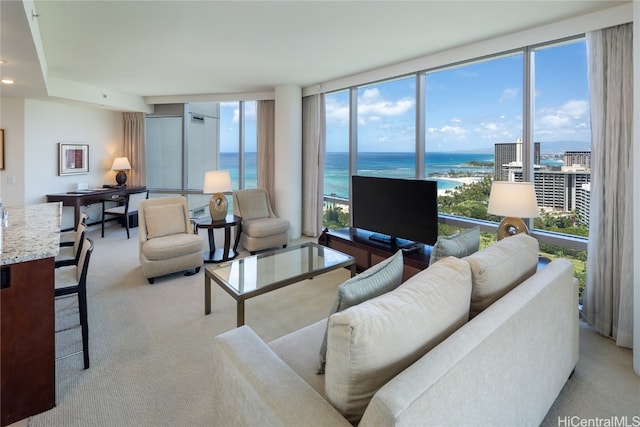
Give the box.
[212,234,579,426]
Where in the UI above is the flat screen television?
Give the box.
[351,175,438,246]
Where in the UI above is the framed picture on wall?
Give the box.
[0,128,5,170]
[59,143,89,176]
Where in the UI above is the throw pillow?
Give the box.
[429,226,480,266]
[324,256,472,424]
[317,250,404,374]
[144,203,186,239]
[464,232,538,318]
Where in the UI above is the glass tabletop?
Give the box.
[205,242,354,297]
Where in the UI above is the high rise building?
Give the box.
[563,151,591,169]
[494,140,541,181]
[502,143,591,225]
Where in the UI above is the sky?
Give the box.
[325,39,592,153]
[216,39,591,154]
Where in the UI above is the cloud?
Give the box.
[427,124,467,139]
[562,100,589,117]
[537,99,589,129]
[357,89,415,125]
[499,88,519,102]
[440,125,467,136]
[326,97,349,125]
[218,102,240,124]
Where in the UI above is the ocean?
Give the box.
[221,151,497,199]
[324,152,495,199]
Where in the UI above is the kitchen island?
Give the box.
[1,202,62,427]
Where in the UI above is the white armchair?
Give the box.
[233,188,289,254]
[138,196,203,284]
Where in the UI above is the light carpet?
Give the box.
[27,226,639,426]
[30,228,348,426]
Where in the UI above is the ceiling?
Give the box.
[0,0,630,106]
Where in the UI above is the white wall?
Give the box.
[0,97,26,207]
[0,97,123,228]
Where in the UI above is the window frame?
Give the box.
[322,36,589,252]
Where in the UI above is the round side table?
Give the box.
[194,215,242,263]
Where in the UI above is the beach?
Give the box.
[436,176,483,197]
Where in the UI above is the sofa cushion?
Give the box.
[144,203,186,238]
[269,319,328,398]
[142,233,202,260]
[242,217,290,238]
[237,191,270,220]
[429,226,480,266]
[317,250,403,374]
[464,233,539,318]
[324,256,472,424]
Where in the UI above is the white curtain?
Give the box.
[123,112,146,187]
[302,94,326,237]
[583,23,633,349]
[257,100,276,206]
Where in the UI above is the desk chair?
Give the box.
[55,222,87,268]
[55,237,94,369]
[101,190,149,239]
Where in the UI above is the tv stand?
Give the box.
[368,233,395,245]
[319,227,432,281]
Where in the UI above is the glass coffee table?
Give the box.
[204,242,356,326]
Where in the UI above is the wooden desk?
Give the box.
[47,186,147,228]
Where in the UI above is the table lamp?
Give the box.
[487,181,539,240]
[111,157,132,186]
[203,170,232,221]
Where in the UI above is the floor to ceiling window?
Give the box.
[146,114,183,191]
[531,40,591,296]
[425,53,523,227]
[324,89,351,228]
[218,101,257,190]
[321,37,590,296]
[357,76,417,179]
[145,100,257,218]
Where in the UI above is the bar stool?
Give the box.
[55,237,94,369]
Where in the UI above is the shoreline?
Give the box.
[437,176,482,197]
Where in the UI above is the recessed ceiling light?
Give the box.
[1,79,15,84]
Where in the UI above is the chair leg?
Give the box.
[125,214,130,239]
[101,214,105,238]
[77,288,90,369]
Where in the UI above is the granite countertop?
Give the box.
[0,202,62,266]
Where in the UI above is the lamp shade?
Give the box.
[487,181,539,218]
[111,157,131,171]
[203,170,232,221]
[203,170,232,194]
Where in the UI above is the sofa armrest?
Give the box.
[213,326,351,427]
